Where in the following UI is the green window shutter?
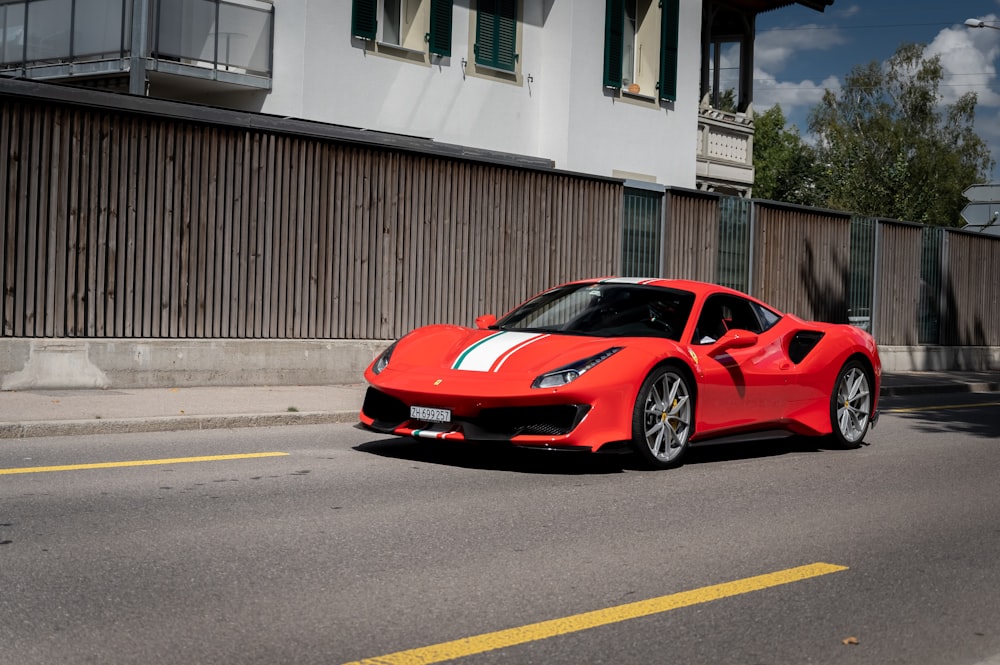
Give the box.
[475,0,517,71]
[352,0,377,40]
[428,0,453,56]
[658,0,679,101]
[603,0,624,88]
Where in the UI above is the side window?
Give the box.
[694,295,764,344]
[603,0,678,102]
[474,0,518,72]
[351,0,453,57]
[750,301,782,332]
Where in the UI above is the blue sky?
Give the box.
[752,0,1000,179]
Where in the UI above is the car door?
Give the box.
[689,294,789,435]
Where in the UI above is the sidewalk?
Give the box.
[0,384,365,439]
[0,371,997,440]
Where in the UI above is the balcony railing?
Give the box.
[0,0,272,85]
[152,0,272,77]
[696,98,755,197]
[0,0,132,69]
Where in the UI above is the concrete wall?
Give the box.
[3,339,998,390]
[878,345,1000,373]
[0,339,391,390]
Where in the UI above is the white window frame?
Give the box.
[376,0,429,53]
[621,0,660,98]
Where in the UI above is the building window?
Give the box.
[707,36,743,111]
[701,4,753,113]
[474,0,517,72]
[604,0,678,102]
[351,0,452,57]
[622,0,656,96]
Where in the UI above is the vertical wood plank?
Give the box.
[0,100,14,335]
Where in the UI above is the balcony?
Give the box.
[0,0,272,92]
[695,97,755,198]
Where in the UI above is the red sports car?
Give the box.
[359,278,880,468]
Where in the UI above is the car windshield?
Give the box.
[496,283,694,341]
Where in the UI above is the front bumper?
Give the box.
[360,386,594,447]
[358,380,637,451]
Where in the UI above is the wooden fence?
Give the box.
[2,79,998,347]
[872,221,923,346]
[658,191,1000,347]
[1,83,621,340]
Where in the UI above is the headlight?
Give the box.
[532,347,623,389]
[372,341,398,375]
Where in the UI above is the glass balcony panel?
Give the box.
[2,0,271,83]
[26,0,72,62]
[217,2,270,74]
[157,0,217,63]
[1,4,26,66]
[73,0,127,59]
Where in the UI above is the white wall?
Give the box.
[253,0,701,187]
[552,0,700,186]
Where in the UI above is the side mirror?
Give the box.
[712,329,757,353]
[475,314,497,330]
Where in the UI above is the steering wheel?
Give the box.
[646,305,674,337]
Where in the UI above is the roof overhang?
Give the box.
[711,0,834,14]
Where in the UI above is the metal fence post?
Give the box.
[939,231,950,345]
[128,0,149,95]
[747,199,756,296]
[870,219,881,339]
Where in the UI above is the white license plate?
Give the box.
[409,406,452,423]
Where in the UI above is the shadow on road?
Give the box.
[355,439,632,474]
[884,398,1000,440]
[354,434,850,475]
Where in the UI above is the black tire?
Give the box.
[829,360,873,449]
[631,365,694,469]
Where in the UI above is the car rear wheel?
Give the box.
[830,360,872,448]
[632,366,693,469]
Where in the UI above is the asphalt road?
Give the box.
[1,393,999,665]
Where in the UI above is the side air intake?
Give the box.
[788,331,825,364]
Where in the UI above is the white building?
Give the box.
[0,0,833,195]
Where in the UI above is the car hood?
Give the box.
[389,324,643,376]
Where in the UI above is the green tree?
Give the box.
[752,104,822,206]
[807,43,994,225]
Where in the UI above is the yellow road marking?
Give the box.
[0,452,289,475]
[885,401,1000,414]
[343,562,848,665]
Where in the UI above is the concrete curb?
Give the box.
[0,411,360,440]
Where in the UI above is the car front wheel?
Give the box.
[830,360,872,448]
[632,365,694,469]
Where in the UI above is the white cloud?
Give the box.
[752,70,840,118]
[924,15,1000,175]
[751,24,846,125]
[754,25,847,73]
[834,4,860,19]
[924,14,1000,108]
